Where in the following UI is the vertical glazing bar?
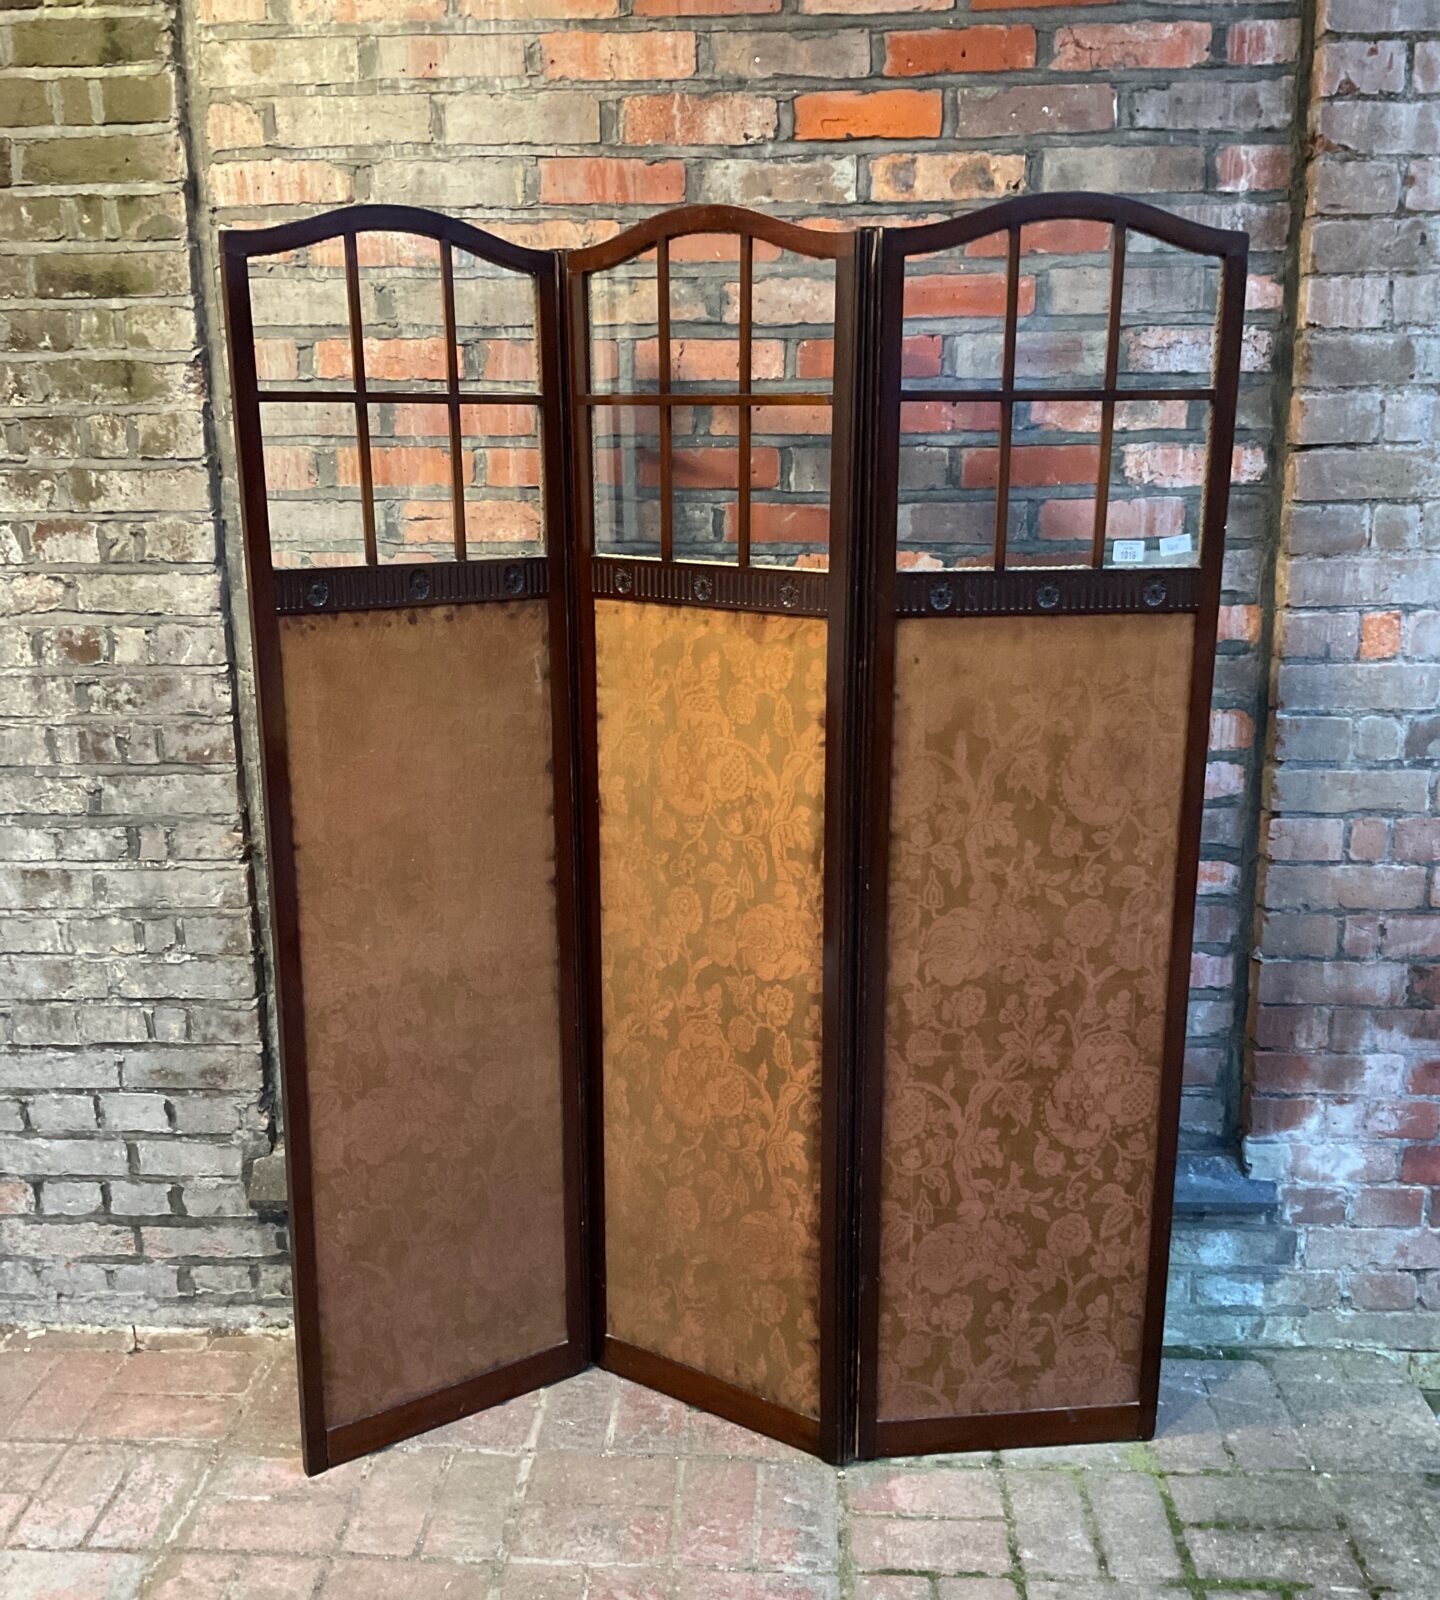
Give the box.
[440,242,468,563]
[993,226,1020,571]
[1091,225,1127,568]
[738,234,754,568]
[344,232,378,566]
[657,238,674,563]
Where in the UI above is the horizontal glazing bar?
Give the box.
[899,385,1215,405]
[258,388,545,406]
[579,391,832,408]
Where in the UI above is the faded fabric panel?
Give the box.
[594,600,827,1418]
[280,603,568,1429]
[878,613,1194,1421]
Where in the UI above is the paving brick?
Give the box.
[676,1458,757,1565]
[849,1512,1012,1574]
[1007,1470,1102,1579]
[1084,1472,1183,1581]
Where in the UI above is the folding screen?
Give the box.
[221,208,587,1472]
[221,194,1246,1471]
[854,196,1246,1455]
[566,208,867,1460]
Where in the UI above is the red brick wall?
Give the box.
[192,0,1302,1166]
[6,0,1436,1344]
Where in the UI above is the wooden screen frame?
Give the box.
[220,195,1247,1472]
[221,205,590,1473]
[852,192,1249,1459]
[565,207,875,1464]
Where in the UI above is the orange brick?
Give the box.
[802,0,947,11]
[870,151,1026,202]
[621,94,778,145]
[463,0,615,15]
[315,338,447,383]
[1123,443,1206,489]
[1218,144,1291,193]
[541,30,696,81]
[903,274,1036,318]
[963,444,1100,489]
[1360,611,1402,659]
[1197,859,1237,893]
[1037,497,1185,542]
[752,503,829,543]
[885,26,1036,76]
[292,0,443,18]
[463,499,545,543]
[253,341,298,382]
[484,449,542,489]
[207,103,264,151]
[1029,400,1103,432]
[1210,708,1254,751]
[634,339,785,383]
[400,502,453,545]
[1204,763,1245,801]
[539,157,686,205]
[899,336,943,379]
[793,90,942,141]
[967,218,1110,256]
[797,339,835,380]
[1227,19,1299,65]
[900,400,1002,435]
[262,447,316,491]
[659,446,781,489]
[456,404,536,439]
[751,404,833,437]
[1217,604,1260,643]
[477,340,538,385]
[637,0,778,11]
[1051,22,1210,71]
[210,160,351,208]
[338,447,451,489]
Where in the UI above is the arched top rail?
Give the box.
[219,203,551,278]
[569,204,857,275]
[885,191,1248,262]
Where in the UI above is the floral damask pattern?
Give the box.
[878,614,1195,1421]
[282,604,569,1428]
[594,600,828,1419]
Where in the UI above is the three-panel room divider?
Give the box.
[220,193,1247,1473]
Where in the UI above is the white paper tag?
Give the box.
[1112,540,1145,564]
[1159,534,1194,559]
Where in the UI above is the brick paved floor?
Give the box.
[0,1332,1436,1599]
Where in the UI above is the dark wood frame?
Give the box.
[221,205,590,1473]
[852,191,1248,1459]
[220,195,1247,1473]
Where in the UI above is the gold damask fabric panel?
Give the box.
[594,600,827,1419]
[877,613,1194,1422]
[280,603,568,1430]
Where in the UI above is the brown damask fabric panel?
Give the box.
[280,603,568,1430]
[594,600,827,1419]
[878,613,1194,1422]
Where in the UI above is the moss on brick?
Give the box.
[0,81,51,129]
[21,134,184,186]
[10,17,165,70]
[100,74,175,126]
[33,252,189,301]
